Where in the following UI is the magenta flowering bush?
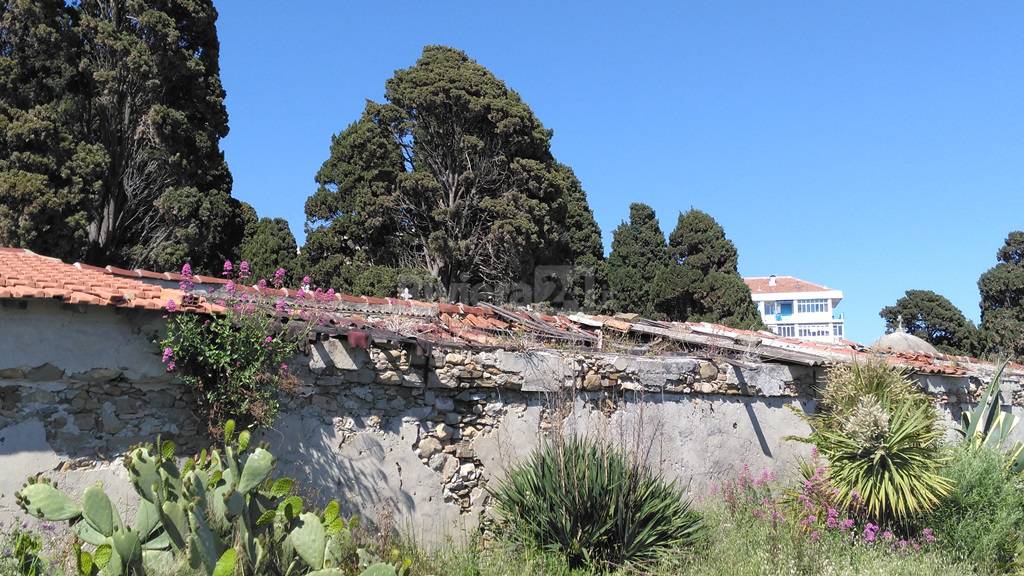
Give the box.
[160,261,327,435]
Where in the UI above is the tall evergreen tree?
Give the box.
[0,0,245,272]
[239,217,298,283]
[655,209,762,328]
[879,290,978,355]
[606,203,667,316]
[979,231,1024,359]
[304,46,604,303]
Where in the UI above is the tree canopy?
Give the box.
[655,209,762,328]
[879,290,978,355]
[606,203,668,316]
[304,45,604,304]
[979,231,1024,359]
[0,0,248,272]
[239,217,298,283]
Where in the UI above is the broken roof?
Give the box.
[0,248,1017,380]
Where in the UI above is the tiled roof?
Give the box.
[744,276,833,294]
[0,247,1016,381]
[0,248,219,312]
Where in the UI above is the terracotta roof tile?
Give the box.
[744,276,834,294]
[0,248,218,313]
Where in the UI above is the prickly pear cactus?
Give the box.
[15,419,407,576]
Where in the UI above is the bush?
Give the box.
[161,262,310,434]
[927,445,1024,574]
[795,362,952,527]
[490,435,703,570]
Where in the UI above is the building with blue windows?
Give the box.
[744,275,845,342]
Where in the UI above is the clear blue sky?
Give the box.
[216,1,1024,344]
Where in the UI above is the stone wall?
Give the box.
[1,300,1021,546]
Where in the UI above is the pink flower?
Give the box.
[161,347,174,363]
[882,530,894,541]
[273,268,286,288]
[165,299,177,313]
[809,531,821,542]
[179,263,194,292]
[166,360,176,372]
[222,260,233,277]
[239,260,250,280]
[257,278,267,289]
[922,528,935,543]
[302,275,311,287]
[263,336,273,346]
[799,514,817,528]
[863,523,878,543]
[226,280,235,294]
[810,446,819,458]
[278,363,290,377]
[275,298,286,314]
[840,518,855,530]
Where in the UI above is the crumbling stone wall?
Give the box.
[1,300,1021,546]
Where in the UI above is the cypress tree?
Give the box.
[606,203,668,316]
[655,209,762,329]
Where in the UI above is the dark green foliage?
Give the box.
[240,217,298,283]
[927,446,1024,574]
[304,46,604,304]
[654,209,762,328]
[879,290,979,355]
[491,435,704,570]
[606,203,668,316]
[0,0,247,272]
[796,362,952,527]
[979,232,1024,360]
[162,311,302,434]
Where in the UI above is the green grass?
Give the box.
[410,505,972,576]
[926,445,1024,574]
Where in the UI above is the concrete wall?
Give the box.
[0,300,1019,546]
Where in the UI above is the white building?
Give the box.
[744,275,845,342]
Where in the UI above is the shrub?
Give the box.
[490,435,703,570]
[161,261,311,434]
[794,361,952,527]
[927,445,1024,574]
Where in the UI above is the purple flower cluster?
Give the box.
[161,347,175,372]
[179,263,194,292]
[273,268,286,289]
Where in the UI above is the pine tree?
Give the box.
[880,290,978,355]
[979,231,1024,359]
[304,46,604,304]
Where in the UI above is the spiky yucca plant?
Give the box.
[490,435,703,570]
[795,361,952,527]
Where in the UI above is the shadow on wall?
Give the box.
[259,413,416,520]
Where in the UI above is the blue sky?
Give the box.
[216,1,1024,344]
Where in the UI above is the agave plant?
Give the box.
[490,435,703,570]
[958,360,1024,474]
[792,361,953,526]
